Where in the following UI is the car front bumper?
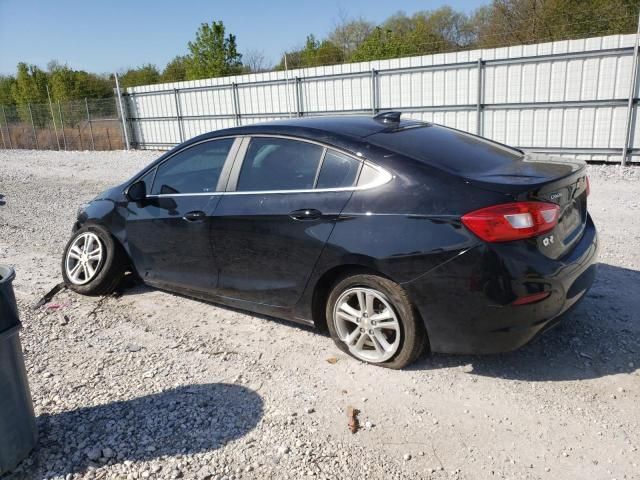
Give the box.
[403,215,599,354]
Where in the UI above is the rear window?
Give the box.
[316,150,360,189]
[367,125,523,174]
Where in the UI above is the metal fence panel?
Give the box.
[121,33,640,163]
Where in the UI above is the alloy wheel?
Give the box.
[333,287,401,363]
[65,232,104,285]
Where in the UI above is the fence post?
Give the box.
[621,11,640,166]
[230,84,240,127]
[173,88,185,141]
[294,77,303,116]
[28,103,39,150]
[46,85,60,150]
[1,106,12,149]
[283,53,293,118]
[370,69,378,115]
[476,58,484,137]
[114,72,131,150]
[57,102,67,150]
[85,98,95,150]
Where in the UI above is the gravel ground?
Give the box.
[0,149,639,480]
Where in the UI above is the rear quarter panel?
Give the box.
[294,152,510,321]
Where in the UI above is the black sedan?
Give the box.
[62,112,598,368]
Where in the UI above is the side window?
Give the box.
[237,137,323,191]
[316,150,360,189]
[137,168,156,194]
[151,138,234,195]
[357,163,383,187]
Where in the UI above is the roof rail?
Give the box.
[373,111,401,124]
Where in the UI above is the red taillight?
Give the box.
[461,202,560,243]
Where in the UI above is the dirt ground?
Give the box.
[0,149,639,480]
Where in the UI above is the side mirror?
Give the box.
[126,181,146,202]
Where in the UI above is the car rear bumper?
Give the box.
[403,215,599,354]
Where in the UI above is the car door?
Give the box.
[124,137,238,293]
[210,136,362,307]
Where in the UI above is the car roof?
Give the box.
[198,114,428,144]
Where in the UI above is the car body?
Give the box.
[65,113,598,366]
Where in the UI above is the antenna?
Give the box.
[373,111,401,124]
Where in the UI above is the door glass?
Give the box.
[316,150,360,189]
[137,168,156,194]
[151,138,234,195]
[237,138,323,191]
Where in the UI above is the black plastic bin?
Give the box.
[0,266,37,475]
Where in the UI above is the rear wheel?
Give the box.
[326,274,426,369]
[61,225,127,296]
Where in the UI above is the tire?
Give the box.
[326,273,426,369]
[61,224,128,296]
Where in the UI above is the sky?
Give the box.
[0,0,485,75]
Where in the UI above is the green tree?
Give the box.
[47,62,112,101]
[76,71,112,98]
[11,63,49,105]
[0,75,16,105]
[9,63,49,123]
[119,64,161,89]
[473,0,638,48]
[161,55,189,82]
[300,35,344,67]
[276,35,344,69]
[186,21,243,80]
[48,62,79,101]
[351,27,407,61]
[351,9,469,62]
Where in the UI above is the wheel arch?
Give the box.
[74,220,134,275]
[310,264,379,332]
[311,263,431,366]
[310,263,427,341]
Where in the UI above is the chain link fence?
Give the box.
[0,97,126,151]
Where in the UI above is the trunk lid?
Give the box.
[466,154,589,259]
[366,124,589,257]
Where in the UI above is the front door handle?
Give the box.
[289,208,322,221]
[183,210,206,222]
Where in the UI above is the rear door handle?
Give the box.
[183,210,206,222]
[289,208,322,221]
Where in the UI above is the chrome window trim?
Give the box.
[242,133,362,163]
[132,133,393,199]
[145,162,392,198]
